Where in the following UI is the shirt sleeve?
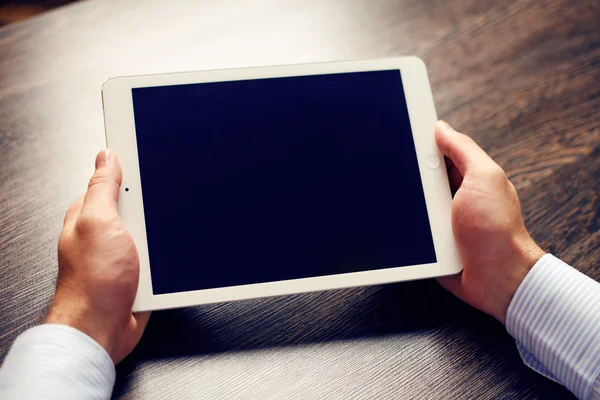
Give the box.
[506,254,600,400]
[0,324,115,400]
[593,378,600,400]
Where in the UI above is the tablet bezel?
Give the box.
[102,57,462,311]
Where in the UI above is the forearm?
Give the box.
[0,324,115,400]
[506,254,600,400]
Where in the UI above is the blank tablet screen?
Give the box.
[132,70,436,295]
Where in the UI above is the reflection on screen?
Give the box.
[132,70,436,295]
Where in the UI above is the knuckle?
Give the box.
[58,230,74,252]
[88,173,119,191]
[65,202,78,217]
[63,196,84,225]
[483,164,507,182]
[457,132,475,145]
[74,216,96,235]
[493,165,509,182]
[63,211,76,227]
[75,213,118,234]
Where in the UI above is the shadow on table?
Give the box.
[113,279,572,398]
[130,279,468,355]
[114,280,466,383]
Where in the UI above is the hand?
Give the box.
[46,149,150,364]
[435,121,545,324]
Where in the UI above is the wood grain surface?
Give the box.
[1,0,598,398]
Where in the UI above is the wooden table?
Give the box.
[1,0,598,398]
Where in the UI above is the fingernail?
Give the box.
[96,149,111,169]
[438,120,453,132]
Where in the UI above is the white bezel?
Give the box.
[102,57,462,312]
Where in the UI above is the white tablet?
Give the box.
[102,57,461,312]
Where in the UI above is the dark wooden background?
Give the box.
[1,0,598,398]
[0,0,77,26]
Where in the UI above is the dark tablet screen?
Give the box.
[131,70,436,295]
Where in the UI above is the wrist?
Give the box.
[493,237,545,324]
[45,297,117,362]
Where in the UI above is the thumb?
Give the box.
[82,149,122,217]
[435,121,495,176]
[437,273,464,299]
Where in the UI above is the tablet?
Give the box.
[102,57,462,311]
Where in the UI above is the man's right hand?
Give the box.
[435,120,546,324]
[46,149,150,364]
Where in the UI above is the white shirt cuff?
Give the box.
[506,254,600,400]
[0,324,115,399]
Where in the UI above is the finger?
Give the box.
[435,120,496,176]
[81,149,123,218]
[437,273,464,299]
[63,195,85,231]
[444,156,463,194]
[132,311,151,341]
